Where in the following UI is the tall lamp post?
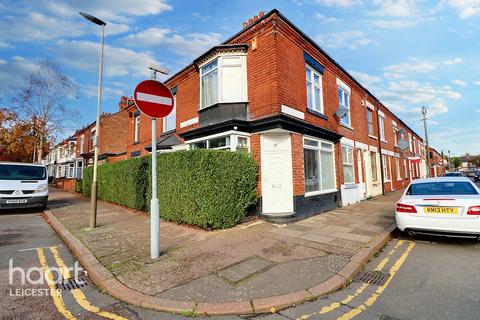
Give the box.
[80,12,106,229]
[421,106,430,177]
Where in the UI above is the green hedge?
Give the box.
[82,150,258,229]
[82,157,148,210]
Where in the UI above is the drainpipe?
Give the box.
[376,99,385,196]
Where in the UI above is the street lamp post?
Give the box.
[421,106,430,177]
[80,12,106,229]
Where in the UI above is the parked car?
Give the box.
[0,162,48,210]
[395,177,480,239]
[443,172,463,177]
[475,171,480,182]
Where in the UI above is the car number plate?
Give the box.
[423,207,458,214]
[6,199,28,204]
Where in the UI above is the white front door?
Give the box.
[260,133,294,214]
[357,149,366,196]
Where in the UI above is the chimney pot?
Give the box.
[242,21,248,28]
[259,11,265,17]
[253,15,258,22]
[248,18,253,25]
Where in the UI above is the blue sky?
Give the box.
[1,0,479,156]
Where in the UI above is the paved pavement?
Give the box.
[45,187,397,308]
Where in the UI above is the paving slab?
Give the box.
[44,186,401,316]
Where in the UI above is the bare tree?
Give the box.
[9,60,78,162]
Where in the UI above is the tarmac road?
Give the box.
[2,180,480,320]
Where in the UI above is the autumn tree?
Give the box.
[8,60,78,162]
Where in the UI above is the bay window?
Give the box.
[200,55,247,109]
[306,65,324,113]
[342,145,355,184]
[304,138,336,195]
[188,132,249,152]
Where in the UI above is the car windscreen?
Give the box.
[406,182,479,195]
[0,165,47,180]
[443,173,462,177]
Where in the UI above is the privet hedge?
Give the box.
[82,157,148,210]
[82,150,258,229]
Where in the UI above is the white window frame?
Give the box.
[370,151,378,182]
[80,134,84,154]
[163,94,176,132]
[305,64,324,114]
[382,154,391,182]
[396,157,402,181]
[342,145,355,184]
[303,137,337,197]
[134,115,140,143]
[67,163,75,179]
[403,158,408,179]
[408,133,413,152]
[379,114,386,142]
[199,54,248,109]
[186,130,250,152]
[392,122,398,147]
[337,79,351,127]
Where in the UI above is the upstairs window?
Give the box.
[200,55,247,109]
[80,135,84,154]
[367,109,374,136]
[164,93,176,132]
[306,65,324,113]
[337,79,351,127]
[379,115,386,141]
[134,115,140,143]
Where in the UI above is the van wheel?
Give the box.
[39,203,47,211]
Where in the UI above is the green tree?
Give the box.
[453,157,461,169]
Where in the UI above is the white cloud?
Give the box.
[349,70,382,87]
[83,84,125,98]
[443,58,463,65]
[316,31,371,49]
[371,0,418,17]
[0,56,43,86]
[452,79,467,86]
[377,80,461,116]
[476,109,480,113]
[473,81,480,86]
[369,19,417,28]
[123,28,222,58]
[384,59,436,74]
[0,12,87,42]
[314,0,362,8]
[54,40,161,78]
[315,13,340,23]
[446,0,480,19]
[44,0,172,21]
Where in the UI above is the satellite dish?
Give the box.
[398,139,409,151]
[335,105,348,118]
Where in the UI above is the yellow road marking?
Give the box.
[49,247,128,320]
[296,240,407,320]
[36,248,76,319]
[336,241,416,320]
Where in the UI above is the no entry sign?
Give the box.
[133,80,174,118]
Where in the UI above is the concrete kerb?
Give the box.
[42,209,397,316]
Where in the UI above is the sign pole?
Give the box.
[150,70,160,259]
[151,116,160,259]
[133,70,173,260]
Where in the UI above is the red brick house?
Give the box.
[428,147,446,177]
[122,9,428,221]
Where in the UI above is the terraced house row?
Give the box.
[45,9,429,221]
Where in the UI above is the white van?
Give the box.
[0,162,48,210]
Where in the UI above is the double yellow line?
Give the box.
[296,240,415,320]
[36,246,127,320]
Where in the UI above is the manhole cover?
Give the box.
[354,271,390,286]
[56,277,88,291]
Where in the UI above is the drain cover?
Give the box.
[56,277,88,291]
[354,271,390,286]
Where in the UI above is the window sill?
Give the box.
[381,139,388,144]
[305,189,338,197]
[342,183,357,189]
[307,109,328,120]
[133,141,139,145]
[369,135,378,140]
[340,123,354,131]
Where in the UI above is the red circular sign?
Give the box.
[133,80,174,118]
